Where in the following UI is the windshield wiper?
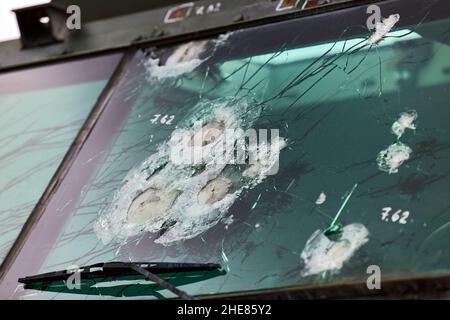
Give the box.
[19,261,221,300]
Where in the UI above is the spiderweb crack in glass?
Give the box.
[94,97,286,245]
[23,5,450,299]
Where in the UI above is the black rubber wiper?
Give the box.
[18,261,221,300]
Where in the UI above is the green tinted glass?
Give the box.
[0,54,121,263]
[6,1,450,299]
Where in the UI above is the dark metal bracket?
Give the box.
[13,3,69,49]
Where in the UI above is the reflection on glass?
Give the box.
[0,54,121,262]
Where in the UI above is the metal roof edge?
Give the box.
[0,0,382,73]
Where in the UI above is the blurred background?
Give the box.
[0,0,51,42]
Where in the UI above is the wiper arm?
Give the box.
[18,261,221,300]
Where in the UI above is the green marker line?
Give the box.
[328,183,358,231]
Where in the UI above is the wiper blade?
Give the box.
[19,262,221,283]
[19,261,221,300]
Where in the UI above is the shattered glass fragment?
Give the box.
[368,14,400,45]
[250,193,262,210]
[197,177,233,205]
[221,214,234,229]
[144,40,206,81]
[315,192,327,205]
[144,33,233,81]
[377,142,412,174]
[242,164,260,178]
[300,223,369,276]
[127,187,181,224]
[391,110,418,139]
[221,240,230,272]
[191,121,225,147]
